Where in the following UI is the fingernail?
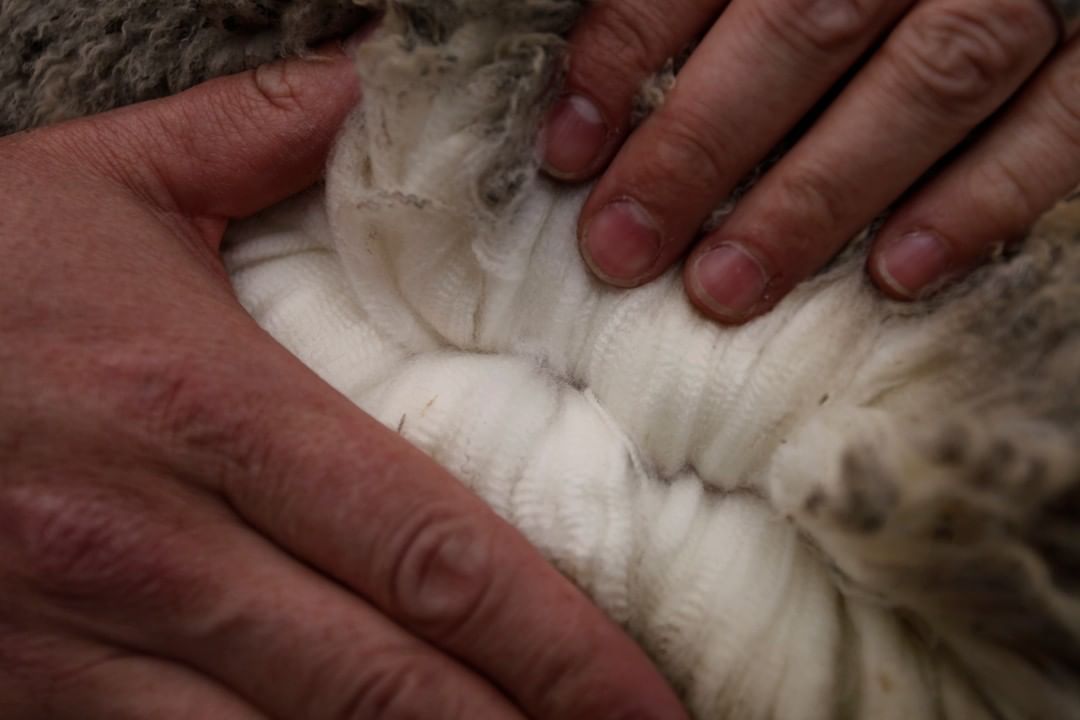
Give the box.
[691,244,769,321]
[874,231,952,299]
[541,94,607,178]
[582,200,663,284]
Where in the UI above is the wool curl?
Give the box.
[0,0,373,135]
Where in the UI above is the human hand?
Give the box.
[541,0,1080,322]
[0,50,686,719]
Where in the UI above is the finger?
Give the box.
[870,35,1080,298]
[176,343,688,719]
[0,474,521,719]
[29,48,361,234]
[541,0,728,179]
[684,0,1058,322]
[576,0,910,287]
[0,634,265,720]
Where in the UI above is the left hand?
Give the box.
[0,47,687,719]
[541,0,1080,323]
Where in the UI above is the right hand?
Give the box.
[0,49,686,719]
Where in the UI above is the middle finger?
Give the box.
[578,0,913,286]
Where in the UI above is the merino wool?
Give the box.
[224,1,1076,717]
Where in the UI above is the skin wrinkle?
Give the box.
[4,27,691,720]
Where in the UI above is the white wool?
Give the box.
[226,1,1080,717]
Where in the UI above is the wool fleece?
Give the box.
[222,1,1080,717]
[0,0,371,134]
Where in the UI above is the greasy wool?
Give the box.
[0,0,371,134]
[4,0,1079,717]
[227,2,1080,718]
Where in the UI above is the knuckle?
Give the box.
[895,5,1043,116]
[571,1,671,110]
[643,105,728,203]
[0,625,77,706]
[968,158,1045,238]
[757,0,879,55]
[161,60,305,187]
[94,349,255,473]
[386,509,494,637]
[591,0,670,67]
[1045,62,1080,146]
[342,652,464,720]
[5,485,168,601]
[773,162,852,246]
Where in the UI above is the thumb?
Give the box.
[58,47,361,224]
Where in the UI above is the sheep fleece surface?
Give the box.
[6,0,1079,717]
[0,0,370,133]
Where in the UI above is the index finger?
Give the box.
[187,339,687,720]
